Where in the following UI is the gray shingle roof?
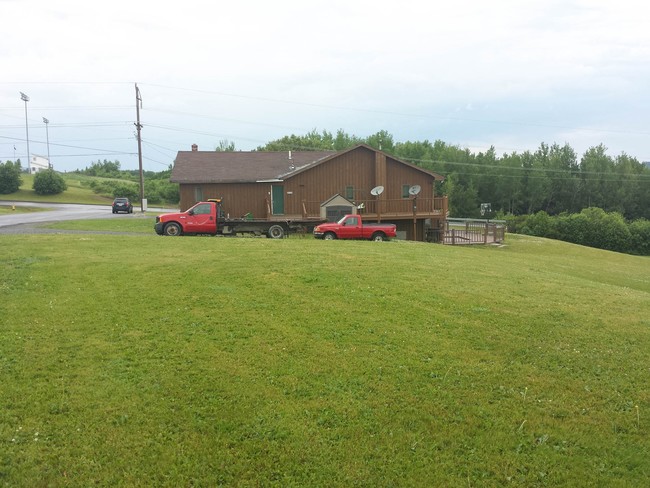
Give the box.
[170,150,336,184]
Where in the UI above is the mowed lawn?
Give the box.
[1,231,648,486]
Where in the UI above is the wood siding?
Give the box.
[177,145,446,239]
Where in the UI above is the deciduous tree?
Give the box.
[33,169,67,195]
[0,161,22,194]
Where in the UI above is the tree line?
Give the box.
[73,160,179,205]
[256,129,650,221]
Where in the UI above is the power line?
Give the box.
[141,82,650,137]
[0,106,131,111]
[398,155,650,179]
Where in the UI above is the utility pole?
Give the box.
[135,83,145,212]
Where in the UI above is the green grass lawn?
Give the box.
[0,205,50,215]
[1,232,648,486]
[42,215,156,233]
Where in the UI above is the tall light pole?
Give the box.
[135,83,144,212]
[43,117,51,168]
[20,92,30,173]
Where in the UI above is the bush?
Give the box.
[566,208,631,253]
[110,183,139,201]
[512,207,646,255]
[89,180,139,201]
[0,161,23,194]
[144,179,179,205]
[88,177,178,206]
[496,212,527,234]
[33,169,67,195]
[519,211,557,238]
[629,219,650,255]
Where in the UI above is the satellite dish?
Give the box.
[408,185,421,196]
[370,186,384,196]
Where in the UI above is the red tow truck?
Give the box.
[313,214,396,241]
[154,199,323,238]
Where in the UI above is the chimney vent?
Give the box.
[191,144,198,151]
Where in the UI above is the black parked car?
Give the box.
[112,197,133,214]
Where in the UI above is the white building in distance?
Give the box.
[29,155,50,174]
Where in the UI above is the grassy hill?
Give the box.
[1,231,648,486]
[0,173,116,205]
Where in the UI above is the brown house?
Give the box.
[171,144,447,240]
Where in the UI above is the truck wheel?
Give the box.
[323,232,336,240]
[267,225,285,239]
[371,232,386,241]
[164,222,182,236]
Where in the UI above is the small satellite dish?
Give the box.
[408,185,421,196]
[370,186,384,196]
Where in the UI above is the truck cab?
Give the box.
[155,200,220,236]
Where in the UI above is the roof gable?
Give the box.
[286,144,445,181]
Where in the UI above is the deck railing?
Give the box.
[301,197,448,220]
[441,218,506,245]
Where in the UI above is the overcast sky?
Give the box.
[1,0,649,172]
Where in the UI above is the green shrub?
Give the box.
[565,208,631,253]
[513,207,645,255]
[496,212,526,234]
[0,161,23,194]
[111,183,139,201]
[144,179,180,205]
[89,179,139,201]
[519,211,557,238]
[32,169,67,195]
[629,219,650,255]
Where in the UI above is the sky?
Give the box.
[1,0,649,173]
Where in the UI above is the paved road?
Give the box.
[0,202,176,233]
[0,202,117,228]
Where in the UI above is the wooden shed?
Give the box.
[171,144,447,240]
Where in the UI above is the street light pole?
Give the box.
[20,92,30,173]
[43,117,51,168]
[135,83,144,212]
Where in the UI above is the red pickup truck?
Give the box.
[313,214,396,241]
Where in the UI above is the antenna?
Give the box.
[370,186,384,196]
[408,185,421,196]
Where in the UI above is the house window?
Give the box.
[402,185,411,198]
[194,186,203,202]
[345,186,354,200]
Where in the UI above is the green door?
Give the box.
[272,185,284,215]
